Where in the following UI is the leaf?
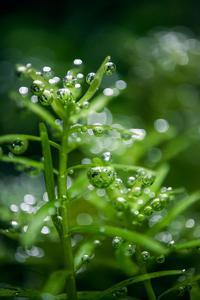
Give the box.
[0,286,39,298]
[115,243,139,276]
[70,225,168,254]
[21,202,54,247]
[0,134,60,150]
[43,269,70,295]
[74,241,96,271]
[78,56,110,106]
[98,270,182,299]
[39,123,56,203]
[148,191,200,236]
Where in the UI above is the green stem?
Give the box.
[58,117,77,300]
[136,249,156,300]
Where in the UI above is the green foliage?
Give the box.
[0,55,200,300]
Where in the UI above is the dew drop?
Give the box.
[42,66,53,78]
[105,61,116,76]
[9,139,28,155]
[73,58,83,66]
[31,80,45,95]
[38,89,53,106]
[19,86,29,96]
[81,254,92,264]
[87,166,115,188]
[102,151,112,162]
[144,206,153,216]
[86,72,96,84]
[156,254,165,264]
[93,126,104,137]
[141,250,150,261]
[112,236,123,249]
[127,176,136,187]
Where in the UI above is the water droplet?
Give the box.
[127,176,136,187]
[105,61,116,76]
[144,206,153,216]
[76,213,93,225]
[38,89,53,106]
[168,240,175,248]
[102,151,112,162]
[137,213,145,222]
[112,287,127,298]
[73,58,83,66]
[31,80,45,95]
[125,243,136,256]
[49,76,60,84]
[9,139,28,155]
[87,166,115,188]
[151,198,164,211]
[57,88,73,105]
[41,226,50,235]
[156,254,165,264]
[86,72,96,84]
[93,126,104,137]
[81,254,91,264]
[142,173,155,187]
[154,119,169,133]
[115,80,127,90]
[42,66,53,78]
[63,71,77,87]
[112,236,123,249]
[16,65,27,77]
[19,86,29,96]
[141,250,150,261]
[10,204,19,213]
[94,239,101,247]
[81,101,89,109]
[114,197,128,211]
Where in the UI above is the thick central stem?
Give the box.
[58,117,77,300]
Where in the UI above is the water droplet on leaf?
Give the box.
[31,80,45,95]
[38,89,53,106]
[87,166,115,188]
[86,72,96,84]
[105,61,116,76]
[9,139,28,155]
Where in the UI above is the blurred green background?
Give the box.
[1,0,200,190]
[1,0,200,298]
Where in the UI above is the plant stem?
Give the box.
[136,248,156,300]
[58,116,77,300]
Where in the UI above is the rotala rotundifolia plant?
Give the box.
[1,57,200,300]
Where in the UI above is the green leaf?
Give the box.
[0,134,60,150]
[74,241,96,271]
[21,202,54,247]
[148,191,200,236]
[78,56,110,106]
[39,123,56,203]
[98,270,182,299]
[0,286,39,298]
[43,269,70,295]
[70,225,168,254]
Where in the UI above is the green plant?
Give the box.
[0,57,200,300]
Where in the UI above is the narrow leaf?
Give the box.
[78,56,110,105]
[39,123,56,203]
[148,191,200,236]
[70,225,168,254]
